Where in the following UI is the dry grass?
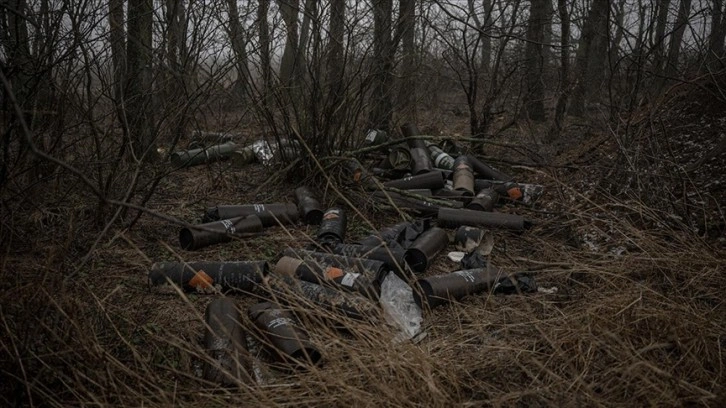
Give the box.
[2,127,725,407]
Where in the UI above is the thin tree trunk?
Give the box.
[226,0,250,100]
[278,0,300,87]
[707,0,725,67]
[126,0,157,161]
[549,0,570,139]
[398,0,416,121]
[653,0,671,76]
[522,0,550,121]
[369,0,394,132]
[257,0,271,92]
[327,0,345,103]
[664,0,693,79]
[570,0,609,117]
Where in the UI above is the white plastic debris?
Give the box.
[379,272,423,343]
[537,286,558,295]
[447,251,465,262]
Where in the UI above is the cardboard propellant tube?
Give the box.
[437,207,530,231]
[248,302,322,369]
[203,298,250,386]
[413,266,506,309]
[294,186,324,225]
[149,260,269,293]
[179,215,263,250]
[203,203,299,226]
[404,227,450,273]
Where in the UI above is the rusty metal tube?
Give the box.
[203,298,249,386]
[179,215,263,250]
[149,260,269,293]
[294,186,324,225]
[203,203,299,226]
[413,267,506,309]
[404,227,449,273]
[248,302,322,369]
[437,207,530,231]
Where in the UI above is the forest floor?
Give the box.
[1,76,725,407]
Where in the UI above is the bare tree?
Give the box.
[398,0,417,121]
[226,0,250,100]
[257,0,272,93]
[369,0,395,131]
[522,0,552,121]
[327,0,345,104]
[126,0,157,161]
[653,0,672,76]
[706,0,725,68]
[664,0,693,80]
[570,0,610,117]
[278,0,300,87]
[548,0,570,139]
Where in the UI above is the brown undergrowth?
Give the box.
[2,93,725,406]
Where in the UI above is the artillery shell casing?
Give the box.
[474,180,523,201]
[372,191,442,217]
[409,146,433,175]
[404,227,449,273]
[382,171,446,190]
[385,146,413,170]
[329,243,407,275]
[452,156,475,196]
[170,142,237,168]
[248,302,321,368]
[452,226,486,252]
[437,208,529,231]
[294,186,324,225]
[204,298,249,386]
[413,267,506,309]
[428,144,455,170]
[179,215,263,250]
[266,275,379,321]
[466,188,499,211]
[203,203,299,226]
[317,207,347,245]
[282,248,389,285]
[275,256,379,300]
[148,260,270,293]
[467,155,513,182]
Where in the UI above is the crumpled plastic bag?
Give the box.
[379,272,422,343]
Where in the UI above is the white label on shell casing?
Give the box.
[341,272,360,287]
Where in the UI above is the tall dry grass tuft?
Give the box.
[2,155,725,407]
